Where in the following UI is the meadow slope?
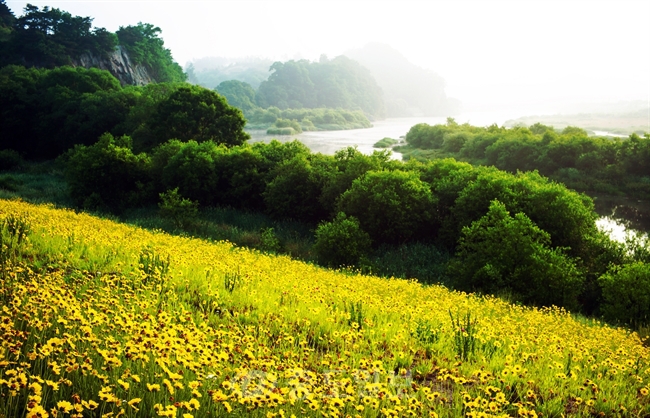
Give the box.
[0,199,649,417]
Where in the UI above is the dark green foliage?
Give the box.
[599,262,650,327]
[0,65,124,159]
[444,169,598,259]
[63,133,150,211]
[337,170,437,245]
[366,242,450,284]
[1,4,117,68]
[448,200,584,309]
[159,140,226,206]
[158,188,199,230]
[313,212,371,267]
[320,147,391,216]
[144,85,249,151]
[0,149,23,171]
[263,154,334,223]
[116,23,185,83]
[216,145,269,211]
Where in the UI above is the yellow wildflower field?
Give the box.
[0,199,649,417]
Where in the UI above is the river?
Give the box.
[247,111,529,160]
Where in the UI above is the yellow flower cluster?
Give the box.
[0,199,649,417]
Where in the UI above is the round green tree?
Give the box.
[146,85,249,150]
[313,212,372,267]
[337,169,437,245]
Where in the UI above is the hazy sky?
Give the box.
[5,0,650,113]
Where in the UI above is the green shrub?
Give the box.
[599,262,650,327]
[313,212,371,267]
[448,200,584,309]
[260,227,281,253]
[63,133,151,212]
[158,188,199,230]
[266,127,299,136]
[337,170,437,245]
[373,137,398,148]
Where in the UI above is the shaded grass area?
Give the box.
[123,205,316,261]
[0,162,72,207]
[0,162,452,284]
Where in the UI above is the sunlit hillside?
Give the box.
[1,199,649,417]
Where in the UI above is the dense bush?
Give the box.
[159,140,226,206]
[263,155,333,223]
[599,262,650,327]
[441,169,598,258]
[448,200,584,310]
[337,170,437,245]
[144,85,249,151]
[158,187,199,230]
[0,66,246,159]
[313,212,371,267]
[63,133,150,211]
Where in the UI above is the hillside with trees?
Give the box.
[0,1,185,83]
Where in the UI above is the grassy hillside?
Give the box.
[1,199,649,417]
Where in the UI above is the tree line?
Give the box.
[400,120,650,200]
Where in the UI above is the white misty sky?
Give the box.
[5,0,650,113]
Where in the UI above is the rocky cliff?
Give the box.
[72,45,153,86]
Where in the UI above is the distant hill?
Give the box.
[255,56,385,119]
[344,42,459,117]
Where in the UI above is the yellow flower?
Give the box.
[188,398,200,411]
[57,400,74,413]
[147,383,161,392]
[26,405,49,418]
[128,398,142,411]
[82,400,99,410]
[117,379,130,391]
